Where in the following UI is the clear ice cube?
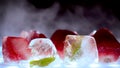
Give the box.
[64,35,98,67]
[29,38,57,59]
[28,38,63,68]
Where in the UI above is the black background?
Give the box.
[0,0,120,43]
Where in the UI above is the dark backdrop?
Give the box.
[0,0,120,45]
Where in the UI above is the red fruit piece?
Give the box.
[2,36,31,62]
[92,28,120,63]
[39,33,46,38]
[20,30,46,42]
[51,29,78,59]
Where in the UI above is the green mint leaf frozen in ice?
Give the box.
[30,57,55,67]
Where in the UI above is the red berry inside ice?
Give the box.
[39,34,46,38]
[20,30,46,42]
[2,36,31,62]
[93,28,120,63]
[51,29,78,59]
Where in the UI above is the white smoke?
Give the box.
[0,0,120,67]
[0,0,120,43]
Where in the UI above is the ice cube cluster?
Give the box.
[1,28,120,68]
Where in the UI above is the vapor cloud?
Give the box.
[0,0,120,46]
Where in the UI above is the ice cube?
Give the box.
[20,30,46,42]
[64,35,98,67]
[2,36,31,62]
[28,38,61,67]
[29,38,57,59]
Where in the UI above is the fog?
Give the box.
[0,1,120,67]
[0,1,120,44]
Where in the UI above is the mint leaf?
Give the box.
[30,57,55,67]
